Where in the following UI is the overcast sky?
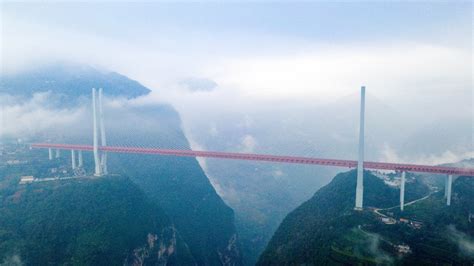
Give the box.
[1,1,472,162]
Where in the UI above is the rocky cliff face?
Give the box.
[218,233,241,266]
[127,227,194,266]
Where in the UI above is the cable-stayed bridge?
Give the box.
[31,87,474,211]
[31,143,474,176]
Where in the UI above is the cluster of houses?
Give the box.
[399,218,423,229]
[379,216,423,229]
[6,159,29,165]
[19,174,81,184]
[1,144,29,166]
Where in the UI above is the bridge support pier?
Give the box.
[400,171,406,211]
[55,149,60,158]
[71,150,76,169]
[92,88,102,176]
[48,148,52,160]
[78,150,83,168]
[446,174,453,206]
[355,86,365,210]
[98,88,108,175]
[444,175,448,198]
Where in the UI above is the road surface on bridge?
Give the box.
[31,143,474,176]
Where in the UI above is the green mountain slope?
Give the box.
[258,170,473,265]
[0,175,195,265]
[103,96,241,265]
[0,63,242,265]
[109,152,240,265]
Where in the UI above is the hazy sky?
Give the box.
[1,1,472,162]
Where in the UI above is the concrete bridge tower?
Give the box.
[98,88,108,175]
[91,88,108,176]
[355,86,365,210]
[92,88,102,176]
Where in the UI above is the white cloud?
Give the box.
[381,144,474,165]
[447,225,474,258]
[0,254,23,265]
[355,229,394,264]
[203,43,470,103]
[1,9,472,167]
[209,124,218,137]
[179,77,218,92]
[0,92,86,139]
[240,134,257,153]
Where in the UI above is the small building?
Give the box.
[400,218,409,223]
[19,176,35,184]
[410,220,423,229]
[396,244,411,254]
[381,217,396,225]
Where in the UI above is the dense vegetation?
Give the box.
[258,170,473,265]
[0,64,242,265]
[0,175,195,265]
[108,152,240,265]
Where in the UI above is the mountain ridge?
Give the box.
[0,63,242,265]
[0,63,151,99]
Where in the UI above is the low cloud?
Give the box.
[0,254,23,266]
[240,134,257,153]
[354,229,394,264]
[381,144,474,166]
[2,13,471,162]
[209,124,219,137]
[179,77,218,92]
[0,92,86,140]
[447,225,474,258]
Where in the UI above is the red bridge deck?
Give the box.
[31,143,474,176]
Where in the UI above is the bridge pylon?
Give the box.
[355,86,365,210]
[92,88,102,176]
[71,150,76,169]
[78,150,83,167]
[446,174,453,206]
[400,171,406,211]
[92,88,108,176]
[98,88,108,175]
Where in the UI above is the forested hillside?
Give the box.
[0,64,242,265]
[258,170,473,265]
[0,174,195,265]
